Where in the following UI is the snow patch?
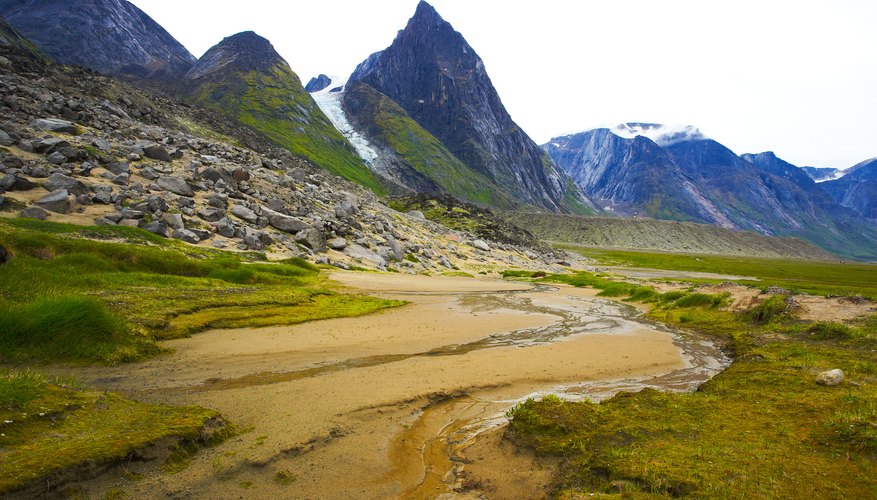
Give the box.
[610,123,707,146]
[308,75,380,166]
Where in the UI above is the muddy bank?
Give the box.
[64,272,726,498]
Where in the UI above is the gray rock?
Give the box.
[46,151,66,165]
[162,213,184,230]
[295,228,326,252]
[198,206,226,222]
[32,137,69,154]
[28,165,49,178]
[190,228,211,241]
[140,167,159,180]
[32,118,78,134]
[407,210,425,220]
[343,243,387,268]
[0,130,14,147]
[470,239,491,252]
[142,143,171,162]
[213,217,237,238]
[94,216,116,226]
[387,236,404,261]
[241,226,268,250]
[106,162,130,175]
[118,219,140,228]
[2,155,24,169]
[35,189,73,213]
[120,208,144,219]
[207,193,228,209]
[44,173,89,195]
[157,176,194,197]
[91,137,112,152]
[327,237,347,250]
[334,198,358,219]
[816,369,844,386]
[1,175,37,191]
[172,228,200,244]
[19,206,48,220]
[112,173,129,186]
[262,206,310,233]
[142,220,168,237]
[231,204,258,224]
[104,212,124,223]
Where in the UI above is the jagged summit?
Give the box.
[346,0,593,213]
[0,0,195,82]
[184,31,281,81]
[305,74,333,93]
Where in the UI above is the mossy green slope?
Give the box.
[183,32,384,193]
[343,82,517,208]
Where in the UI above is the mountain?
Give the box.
[344,1,593,214]
[821,158,877,220]
[0,0,195,83]
[801,166,844,183]
[545,125,877,259]
[182,31,384,193]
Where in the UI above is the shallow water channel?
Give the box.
[73,273,729,498]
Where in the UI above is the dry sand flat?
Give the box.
[72,273,714,499]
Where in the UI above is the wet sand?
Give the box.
[70,272,724,499]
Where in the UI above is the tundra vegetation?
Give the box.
[0,218,402,493]
[503,252,877,498]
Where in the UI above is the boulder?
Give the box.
[172,228,200,244]
[198,207,226,222]
[46,151,67,165]
[19,206,48,220]
[31,118,78,134]
[295,228,326,252]
[1,175,37,191]
[407,210,425,220]
[343,243,387,268]
[2,155,24,169]
[35,189,74,213]
[157,176,194,197]
[470,239,491,252]
[327,237,347,250]
[816,369,844,386]
[142,220,168,237]
[262,206,310,233]
[0,130,14,147]
[162,213,184,230]
[142,143,171,162]
[231,204,258,224]
[32,137,69,154]
[213,217,237,238]
[44,173,89,196]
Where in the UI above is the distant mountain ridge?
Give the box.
[821,158,877,220]
[545,125,877,259]
[0,0,195,83]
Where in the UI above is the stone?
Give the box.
[35,189,73,213]
[46,151,66,165]
[142,220,168,237]
[117,219,140,228]
[295,228,326,252]
[2,155,24,169]
[106,162,130,175]
[470,239,491,252]
[112,173,129,186]
[327,237,347,250]
[343,243,387,268]
[387,236,404,261]
[172,228,200,244]
[140,167,159,180]
[0,130,13,147]
[207,193,228,209]
[198,206,226,222]
[142,143,171,162]
[157,176,194,197]
[32,137,69,154]
[19,206,48,220]
[262,206,310,233]
[2,175,37,191]
[241,226,268,250]
[213,217,237,238]
[407,210,425,220]
[94,217,116,226]
[231,204,258,224]
[162,213,184,230]
[190,228,211,241]
[44,173,89,195]
[816,369,844,386]
[31,118,78,134]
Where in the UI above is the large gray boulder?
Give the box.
[157,176,194,197]
[295,228,326,252]
[172,228,200,244]
[32,118,78,134]
[198,207,226,222]
[141,142,171,162]
[35,189,74,213]
[231,204,258,224]
[44,173,89,196]
[262,206,310,233]
[19,206,48,220]
[343,243,387,268]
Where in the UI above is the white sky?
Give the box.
[131,0,877,169]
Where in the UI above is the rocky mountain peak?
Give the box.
[0,0,195,83]
[610,123,707,146]
[184,31,281,81]
[305,74,333,93]
[409,1,446,29]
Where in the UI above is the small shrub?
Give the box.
[0,369,47,409]
[674,293,727,309]
[807,321,855,340]
[749,295,788,324]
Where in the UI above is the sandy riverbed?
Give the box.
[70,272,715,499]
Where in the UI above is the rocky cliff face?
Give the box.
[545,126,877,259]
[801,166,843,182]
[821,158,877,220]
[0,0,195,82]
[346,1,593,214]
[182,32,384,193]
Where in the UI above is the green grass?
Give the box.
[0,370,228,495]
[562,247,877,298]
[505,270,877,498]
[0,218,403,362]
[187,64,386,194]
